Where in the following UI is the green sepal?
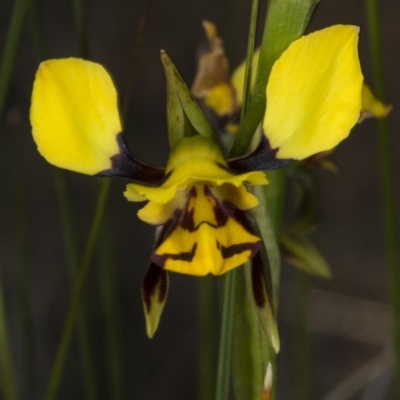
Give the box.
[230,0,322,157]
[141,263,169,338]
[160,51,219,148]
[246,212,280,353]
[231,264,272,400]
[280,228,332,278]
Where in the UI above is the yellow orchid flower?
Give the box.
[30,25,362,279]
[31,24,362,338]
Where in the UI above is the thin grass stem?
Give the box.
[240,0,259,119]
[0,0,31,119]
[198,277,217,400]
[0,1,33,398]
[364,0,400,395]
[214,1,260,399]
[53,170,100,400]
[28,3,100,396]
[9,121,36,399]
[121,0,151,121]
[72,0,88,58]
[215,269,237,400]
[44,180,111,400]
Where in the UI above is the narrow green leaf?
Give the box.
[281,229,331,278]
[45,180,111,400]
[0,0,31,120]
[230,0,322,157]
[160,51,218,147]
[141,264,169,338]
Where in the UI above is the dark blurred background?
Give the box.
[0,0,399,399]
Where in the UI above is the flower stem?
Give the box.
[365,0,400,395]
[240,0,260,119]
[44,180,111,400]
[198,277,217,400]
[72,0,88,57]
[215,269,237,400]
[215,1,260,399]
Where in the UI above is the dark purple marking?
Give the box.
[227,136,292,173]
[204,185,228,227]
[142,262,169,312]
[97,133,166,184]
[219,241,261,260]
[150,185,265,269]
[180,186,197,231]
[251,252,267,308]
[151,244,198,268]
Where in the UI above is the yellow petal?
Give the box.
[263,25,363,160]
[204,83,236,117]
[359,83,392,122]
[30,58,122,175]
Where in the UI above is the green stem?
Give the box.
[29,0,47,62]
[215,1,260,398]
[294,271,310,400]
[0,1,33,398]
[198,277,217,400]
[365,0,400,396]
[0,0,31,119]
[240,0,259,119]
[215,269,237,400]
[72,0,88,57]
[44,180,111,400]
[121,0,151,121]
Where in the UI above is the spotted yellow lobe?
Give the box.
[30,58,122,175]
[152,184,261,276]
